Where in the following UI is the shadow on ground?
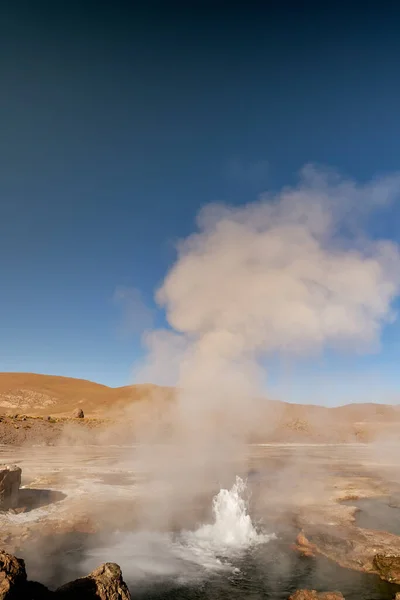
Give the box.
[16,488,67,512]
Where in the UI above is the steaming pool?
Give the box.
[1,443,400,600]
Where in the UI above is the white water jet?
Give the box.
[174,476,275,577]
[82,477,274,582]
[184,476,269,553]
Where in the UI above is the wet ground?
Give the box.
[1,443,400,599]
[342,496,400,536]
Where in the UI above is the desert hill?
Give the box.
[1,373,400,444]
[0,372,173,417]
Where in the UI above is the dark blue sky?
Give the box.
[2,2,400,402]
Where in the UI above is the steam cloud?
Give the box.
[133,165,400,521]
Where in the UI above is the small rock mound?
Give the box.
[55,562,131,599]
[373,554,400,583]
[289,591,344,600]
[293,531,316,557]
[72,408,84,419]
[0,550,131,599]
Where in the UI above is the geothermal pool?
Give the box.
[1,443,400,599]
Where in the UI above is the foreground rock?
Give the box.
[289,591,344,600]
[0,550,131,599]
[72,408,84,419]
[0,466,21,511]
[56,562,131,599]
[373,554,400,584]
[0,550,27,599]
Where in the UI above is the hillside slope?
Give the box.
[0,372,172,417]
[0,373,400,442]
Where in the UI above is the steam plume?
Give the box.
[133,165,400,519]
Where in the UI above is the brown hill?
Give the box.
[0,372,173,417]
[0,373,400,443]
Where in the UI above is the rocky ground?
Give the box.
[293,466,400,585]
[2,411,400,447]
[289,593,344,600]
[0,414,110,446]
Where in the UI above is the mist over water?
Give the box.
[76,474,399,600]
[11,444,400,600]
[82,477,271,582]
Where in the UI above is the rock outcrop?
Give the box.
[0,466,21,511]
[56,562,131,599]
[289,592,344,600]
[72,408,84,419]
[293,531,317,557]
[0,550,27,599]
[373,554,400,584]
[0,550,131,600]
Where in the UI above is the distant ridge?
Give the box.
[0,373,400,442]
[0,372,172,416]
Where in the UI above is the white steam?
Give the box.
[133,165,400,515]
[159,166,400,357]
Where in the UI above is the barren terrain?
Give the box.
[2,374,400,597]
[0,372,174,417]
[1,373,400,446]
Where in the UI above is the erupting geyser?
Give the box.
[82,477,271,583]
[187,476,272,552]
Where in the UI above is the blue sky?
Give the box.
[1,2,400,404]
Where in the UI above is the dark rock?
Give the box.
[72,408,84,419]
[0,550,27,599]
[373,554,400,583]
[0,550,130,600]
[44,416,52,422]
[0,466,21,511]
[25,580,55,598]
[55,562,131,599]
